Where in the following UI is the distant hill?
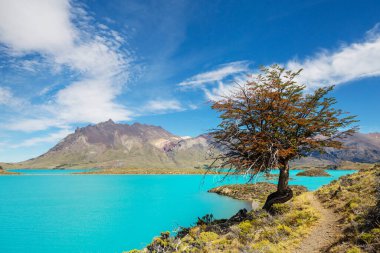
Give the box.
[3,120,380,169]
[315,132,380,163]
[11,120,213,169]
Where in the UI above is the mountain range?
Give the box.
[3,120,380,169]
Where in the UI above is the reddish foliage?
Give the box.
[209,65,357,187]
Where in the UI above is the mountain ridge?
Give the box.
[3,120,380,169]
[11,120,212,169]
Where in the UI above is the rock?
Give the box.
[251,201,260,210]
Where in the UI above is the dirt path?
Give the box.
[294,192,342,253]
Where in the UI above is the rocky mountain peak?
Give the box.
[100,119,115,125]
[52,121,181,152]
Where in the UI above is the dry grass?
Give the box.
[124,193,319,253]
[296,168,331,177]
[208,182,307,203]
[0,168,19,175]
[316,164,380,252]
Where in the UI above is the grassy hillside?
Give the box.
[125,192,320,253]
[125,165,379,253]
[316,165,380,252]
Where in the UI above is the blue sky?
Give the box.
[0,0,380,162]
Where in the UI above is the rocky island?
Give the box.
[296,168,331,177]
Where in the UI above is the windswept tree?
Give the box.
[209,65,357,211]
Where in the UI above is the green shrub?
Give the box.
[199,231,219,242]
[123,250,140,253]
[276,224,292,236]
[359,232,375,243]
[271,203,290,214]
[346,246,362,253]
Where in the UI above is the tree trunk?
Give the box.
[277,163,290,193]
[262,161,293,212]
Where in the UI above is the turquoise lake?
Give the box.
[0,169,355,252]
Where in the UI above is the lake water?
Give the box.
[0,169,355,252]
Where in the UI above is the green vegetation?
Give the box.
[208,182,307,203]
[124,193,320,253]
[316,164,380,252]
[296,168,331,177]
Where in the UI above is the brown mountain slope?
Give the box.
[314,132,380,163]
[4,120,380,169]
[13,120,212,169]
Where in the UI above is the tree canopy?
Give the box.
[209,65,357,210]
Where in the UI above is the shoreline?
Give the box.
[76,168,218,175]
[78,168,345,175]
[3,167,359,176]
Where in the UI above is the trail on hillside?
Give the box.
[294,192,342,253]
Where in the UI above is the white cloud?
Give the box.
[11,128,72,148]
[0,86,24,107]
[182,24,380,100]
[0,87,13,105]
[144,99,183,113]
[0,0,133,132]
[202,81,239,101]
[287,25,380,88]
[178,62,251,101]
[178,61,250,88]
[55,78,132,122]
[5,118,64,132]
[0,0,74,53]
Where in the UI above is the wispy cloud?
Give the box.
[181,24,380,100]
[178,61,250,88]
[0,87,14,105]
[287,24,380,88]
[11,128,73,148]
[0,0,133,131]
[5,118,65,132]
[0,86,25,108]
[143,99,183,113]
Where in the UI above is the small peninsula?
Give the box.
[208,182,307,203]
[0,166,19,175]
